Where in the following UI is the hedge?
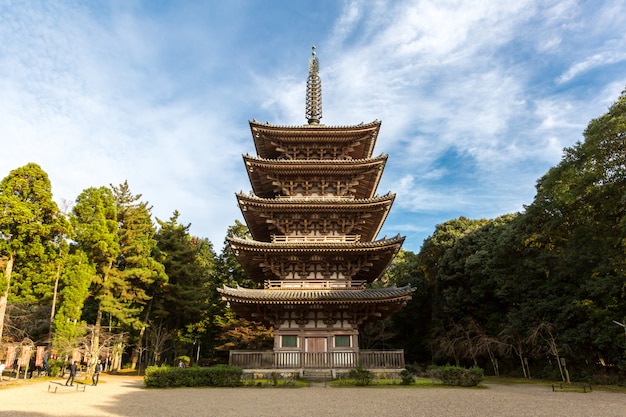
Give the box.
[427,365,484,387]
[144,365,243,388]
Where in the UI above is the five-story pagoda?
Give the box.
[219,47,414,370]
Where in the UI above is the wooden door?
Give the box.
[305,337,327,367]
[306,337,326,352]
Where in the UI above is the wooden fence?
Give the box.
[229,350,405,369]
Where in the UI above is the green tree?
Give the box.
[110,181,167,368]
[416,89,626,378]
[384,249,434,361]
[519,88,626,369]
[215,220,257,289]
[70,186,120,360]
[211,221,271,360]
[151,212,212,361]
[0,163,67,345]
[53,250,94,355]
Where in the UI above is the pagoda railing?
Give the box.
[264,280,366,289]
[271,234,361,243]
[229,350,405,370]
[275,195,355,200]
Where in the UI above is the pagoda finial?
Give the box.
[306,45,322,125]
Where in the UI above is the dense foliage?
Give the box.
[0,177,253,371]
[427,365,484,387]
[143,365,242,388]
[382,90,626,382]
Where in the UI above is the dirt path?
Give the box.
[1,375,625,417]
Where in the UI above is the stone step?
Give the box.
[301,369,333,381]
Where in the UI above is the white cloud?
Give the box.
[558,48,626,84]
[2,0,626,253]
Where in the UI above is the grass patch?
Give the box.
[484,376,626,394]
[330,376,484,388]
[241,378,308,387]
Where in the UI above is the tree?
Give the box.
[214,220,257,289]
[70,186,119,362]
[211,221,272,360]
[371,249,433,361]
[52,250,94,356]
[110,181,166,369]
[0,163,67,345]
[215,317,273,351]
[151,212,212,361]
[517,89,626,370]
[413,89,626,378]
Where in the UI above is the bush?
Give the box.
[143,365,243,388]
[348,366,373,386]
[405,363,421,376]
[400,369,414,385]
[428,365,484,387]
[48,359,64,377]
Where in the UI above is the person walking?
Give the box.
[65,361,78,386]
[92,361,102,386]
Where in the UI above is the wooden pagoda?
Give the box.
[219,47,414,372]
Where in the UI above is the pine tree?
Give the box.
[110,181,166,368]
[151,212,212,359]
[70,186,119,361]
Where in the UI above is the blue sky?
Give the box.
[2,1,626,253]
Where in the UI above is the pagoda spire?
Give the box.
[306,45,322,125]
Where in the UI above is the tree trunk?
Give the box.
[91,261,112,364]
[48,262,61,343]
[92,306,103,363]
[518,354,527,378]
[0,253,15,345]
[130,301,152,370]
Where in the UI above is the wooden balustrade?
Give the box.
[271,234,361,243]
[229,350,405,370]
[264,280,366,289]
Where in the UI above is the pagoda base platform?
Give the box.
[241,367,406,382]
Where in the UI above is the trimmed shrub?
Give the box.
[400,369,414,385]
[348,366,373,386]
[144,365,243,388]
[428,365,484,387]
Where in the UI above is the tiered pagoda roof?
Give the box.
[243,154,387,199]
[227,234,405,284]
[219,284,415,324]
[236,192,395,242]
[218,47,413,327]
[249,119,381,160]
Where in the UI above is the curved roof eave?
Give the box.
[218,284,415,302]
[249,119,381,131]
[235,191,396,207]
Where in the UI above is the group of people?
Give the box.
[0,360,46,380]
[65,360,103,387]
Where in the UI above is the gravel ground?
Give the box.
[1,374,625,417]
